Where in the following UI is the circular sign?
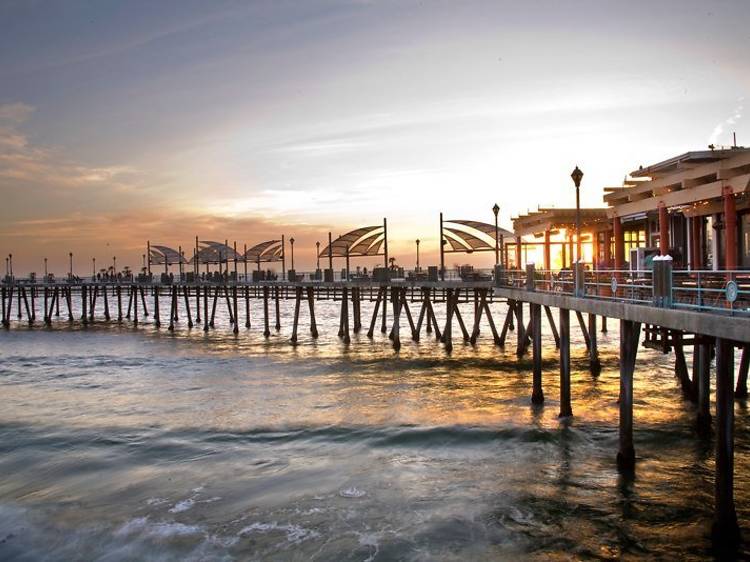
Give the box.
[726,280,738,303]
[610,276,618,294]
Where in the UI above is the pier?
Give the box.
[4,146,750,547]
[3,261,750,544]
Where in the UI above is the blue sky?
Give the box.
[1,0,749,273]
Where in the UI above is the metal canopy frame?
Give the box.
[439,214,513,279]
[318,219,389,279]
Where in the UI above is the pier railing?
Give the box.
[3,263,749,316]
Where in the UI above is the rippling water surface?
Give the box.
[0,296,748,560]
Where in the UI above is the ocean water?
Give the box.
[0,295,748,560]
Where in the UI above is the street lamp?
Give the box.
[113,256,116,274]
[69,252,73,277]
[492,203,500,266]
[44,258,48,277]
[416,239,421,270]
[571,166,584,263]
[92,257,96,277]
[8,254,12,277]
[315,241,320,270]
[289,237,295,271]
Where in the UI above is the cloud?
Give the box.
[708,98,744,145]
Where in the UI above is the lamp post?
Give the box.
[8,254,12,277]
[113,256,116,274]
[416,239,420,271]
[92,257,96,277]
[5,257,8,277]
[492,203,500,266]
[315,241,320,271]
[44,258,48,277]
[69,252,73,278]
[290,237,295,271]
[571,166,584,263]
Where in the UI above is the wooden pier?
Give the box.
[2,271,750,546]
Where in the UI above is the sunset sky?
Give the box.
[1,0,749,274]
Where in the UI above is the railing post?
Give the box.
[494,264,505,288]
[574,261,585,297]
[525,263,535,292]
[652,256,673,307]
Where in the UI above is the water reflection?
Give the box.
[0,297,748,559]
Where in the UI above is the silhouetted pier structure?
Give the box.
[3,261,750,544]
[5,145,750,546]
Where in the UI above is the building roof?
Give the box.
[606,147,750,217]
[512,208,610,237]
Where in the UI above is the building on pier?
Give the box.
[511,208,610,269]
[604,147,750,270]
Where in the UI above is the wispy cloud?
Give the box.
[708,97,744,145]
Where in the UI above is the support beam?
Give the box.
[696,337,712,433]
[341,287,351,344]
[367,287,383,338]
[575,310,591,351]
[307,287,318,338]
[617,319,641,471]
[531,303,544,404]
[673,330,694,401]
[291,287,302,344]
[559,308,572,417]
[588,314,600,375]
[515,301,526,357]
[154,286,160,327]
[735,344,749,398]
[712,338,740,544]
[263,286,270,337]
[544,305,560,349]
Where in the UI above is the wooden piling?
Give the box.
[154,286,160,327]
[515,301,525,357]
[1,286,7,328]
[559,308,572,417]
[291,287,302,344]
[244,286,250,328]
[381,287,387,334]
[168,287,175,331]
[341,287,351,344]
[544,305,560,348]
[735,344,749,398]
[617,319,641,471]
[575,310,591,350]
[203,286,209,332]
[673,330,694,401]
[183,286,193,328]
[116,286,122,322]
[391,288,401,351]
[274,287,281,331]
[195,286,201,323]
[81,285,88,325]
[367,287,384,338]
[263,286,270,337]
[210,287,219,329]
[133,285,139,325]
[307,287,318,338]
[103,285,110,321]
[232,285,238,333]
[588,314,600,375]
[531,303,544,404]
[696,337,712,433]
[443,288,454,353]
[712,337,740,544]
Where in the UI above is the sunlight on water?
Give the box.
[0,296,748,560]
